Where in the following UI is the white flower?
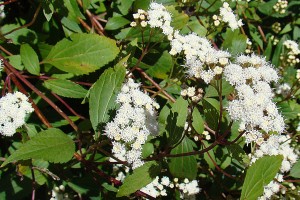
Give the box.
[0,92,34,136]
[104,78,159,169]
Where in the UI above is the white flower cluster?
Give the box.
[104,78,159,169]
[224,54,284,144]
[250,134,298,199]
[282,40,300,65]
[218,2,243,30]
[147,3,174,39]
[0,91,34,136]
[273,0,288,14]
[50,185,70,200]
[141,177,200,199]
[276,83,291,97]
[146,2,231,84]
[297,69,300,82]
[0,2,5,21]
[170,31,230,83]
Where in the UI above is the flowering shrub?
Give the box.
[0,0,300,199]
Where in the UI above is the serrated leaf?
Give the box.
[241,155,283,200]
[192,108,204,134]
[105,16,130,30]
[290,160,300,178]
[44,79,87,98]
[205,79,234,97]
[222,29,247,55]
[89,65,126,132]
[166,97,188,145]
[169,137,197,180]
[203,98,220,131]
[1,128,75,167]
[166,6,189,30]
[278,100,300,120]
[146,51,173,79]
[1,24,38,44]
[8,55,23,70]
[20,44,40,75]
[117,161,160,197]
[43,33,119,75]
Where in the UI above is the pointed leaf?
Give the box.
[43,33,119,75]
[89,65,126,132]
[1,128,75,167]
[44,79,88,98]
[20,44,40,75]
[290,160,300,178]
[117,161,160,197]
[241,155,283,200]
[169,137,197,180]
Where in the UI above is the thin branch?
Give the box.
[135,67,176,103]
[30,165,36,200]
[51,92,85,120]
[4,68,52,128]
[3,3,42,36]
[0,55,78,131]
[258,26,267,43]
[0,0,17,6]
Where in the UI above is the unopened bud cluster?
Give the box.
[181,87,204,103]
[273,0,288,14]
[245,38,253,54]
[281,40,300,66]
[272,22,282,34]
[131,9,148,27]
[270,35,279,45]
[50,185,69,200]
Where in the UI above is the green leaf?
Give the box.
[205,79,234,97]
[166,97,188,145]
[105,16,130,30]
[20,44,40,75]
[43,33,120,75]
[117,0,135,15]
[169,137,197,180]
[184,18,207,37]
[280,23,292,35]
[272,34,288,66]
[142,143,154,158]
[89,65,126,132]
[1,128,75,167]
[8,55,24,70]
[240,155,283,200]
[117,161,160,197]
[1,24,38,44]
[290,160,300,178]
[222,29,247,55]
[258,0,277,16]
[166,6,189,30]
[203,98,220,131]
[192,108,204,134]
[61,17,83,33]
[44,79,88,98]
[146,51,173,79]
[42,1,54,21]
[278,100,300,120]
